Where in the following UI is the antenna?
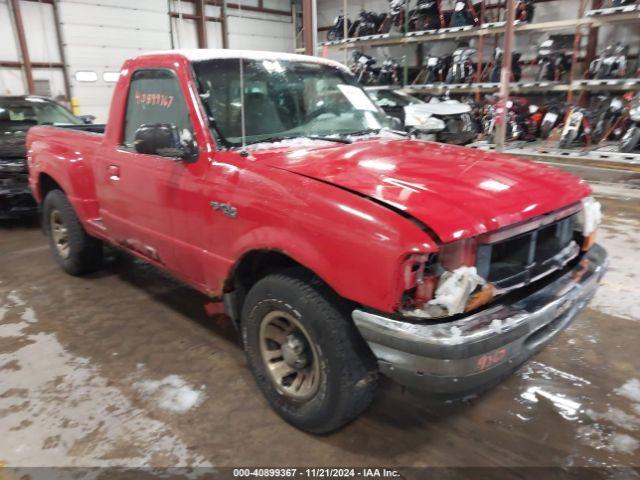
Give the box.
[238,0,248,155]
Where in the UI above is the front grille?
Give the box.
[476,213,579,293]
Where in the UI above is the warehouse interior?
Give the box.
[1,0,640,478]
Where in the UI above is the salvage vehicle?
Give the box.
[365,87,444,138]
[0,95,94,219]
[367,87,477,144]
[27,50,607,434]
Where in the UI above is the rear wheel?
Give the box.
[241,270,377,434]
[43,190,103,275]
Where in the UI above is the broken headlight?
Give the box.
[400,238,493,319]
[575,196,602,251]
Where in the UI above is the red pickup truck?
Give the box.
[27,49,607,433]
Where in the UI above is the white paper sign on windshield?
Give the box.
[337,85,378,112]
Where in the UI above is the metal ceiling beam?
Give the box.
[169,11,221,22]
[0,61,64,69]
[8,0,35,94]
[178,0,291,17]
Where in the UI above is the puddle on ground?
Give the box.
[0,288,211,467]
[508,360,640,466]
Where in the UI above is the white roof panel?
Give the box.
[139,49,349,72]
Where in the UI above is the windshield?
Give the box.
[0,98,81,126]
[192,58,391,147]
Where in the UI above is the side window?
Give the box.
[122,69,193,148]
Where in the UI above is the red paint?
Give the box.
[26,52,592,315]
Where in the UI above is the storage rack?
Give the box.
[318,2,640,98]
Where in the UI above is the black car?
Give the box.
[0,96,93,219]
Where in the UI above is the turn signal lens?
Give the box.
[465,284,496,312]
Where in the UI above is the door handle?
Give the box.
[107,165,120,181]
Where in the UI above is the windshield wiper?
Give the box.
[342,127,409,138]
[243,135,352,147]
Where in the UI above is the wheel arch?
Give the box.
[38,172,65,200]
[223,248,344,327]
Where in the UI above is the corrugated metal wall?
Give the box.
[1,0,294,121]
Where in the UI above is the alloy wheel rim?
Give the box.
[259,310,321,401]
[50,210,70,259]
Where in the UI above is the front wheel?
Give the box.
[43,189,103,275]
[539,121,553,139]
[619,125,640,153]
[559,129,577,149]
[241,271,377,434]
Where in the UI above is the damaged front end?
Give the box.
[398,197,602,320]
[352,197,607,396]
[0,157,36,219]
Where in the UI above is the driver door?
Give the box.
[98,68,194,270]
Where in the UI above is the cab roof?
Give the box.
[138,48,349,72]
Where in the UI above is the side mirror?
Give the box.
[78,115,95,124]
[133,123,197,161]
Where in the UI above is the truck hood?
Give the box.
[253,138,591,243]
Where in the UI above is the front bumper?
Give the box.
[352,244,608,396]
[0,184,37,219]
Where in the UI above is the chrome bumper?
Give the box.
[352,244,608,396]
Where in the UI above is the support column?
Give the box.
[52,0,72,101]
[220,0,229,48]
[494,0,516,152]
[9,0,35,94]
[567,0,588,104]
[302,0,317,56]
[195,0,208,48]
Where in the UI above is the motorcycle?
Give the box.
[350,51,378,85]
[588,43,628,79]
[516,0,535,22]
[352,9,387,37]
[535,39,571,81]
[409,0,444,31]
[619,93,640,152]
[413,53,449,84]
[377,57,402,86]
[489,47,522,83]
[380,0,408,34]
[591,94,625,142]
[326,14,352,41]
[539,98,565,139]
[450,0,479,28]
[559,106,593,148]
[445,46,475,84]
[482,96,533,143]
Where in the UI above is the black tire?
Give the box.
[559,129,577,149]
[619,126,640,153]
[241,270,378,434]
[539,121,553,140]
[43,189,103,275]
[536,63,549,82]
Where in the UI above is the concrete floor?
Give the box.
[1,167,640,473]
